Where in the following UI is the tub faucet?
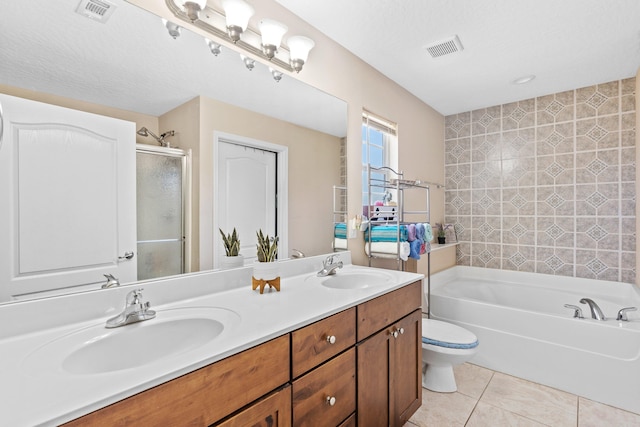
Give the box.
[106,288,156,328]
[317,254,343,277]
[563,304,584,319]
[616,307,637,321]
[579,298,606,321]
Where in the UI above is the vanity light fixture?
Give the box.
[259,19,287,60]
[206,38,222,56]
[287,35,315,73]
[162,18,182,39]
[222,0,255,43]
[270,67,283,82]
[241,54,255,71]
[164,0,315,74]
[172,0,207,22]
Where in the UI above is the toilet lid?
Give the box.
[422,319,479,349]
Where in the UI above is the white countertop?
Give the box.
[0,253,423,426]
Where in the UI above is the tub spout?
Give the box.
[579,298,606,321]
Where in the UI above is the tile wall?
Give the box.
[444,78,636,283]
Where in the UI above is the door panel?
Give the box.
[0,94,136,301]
[218,141,276,265]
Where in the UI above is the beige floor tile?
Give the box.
[466,401,549,427]
[454,363,494,399]
[409,388,478,427]
[578,397,640,427]
[481,372,577,427]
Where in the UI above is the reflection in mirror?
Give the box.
[0,0,347,304]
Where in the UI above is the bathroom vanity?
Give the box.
[0,253,422,426]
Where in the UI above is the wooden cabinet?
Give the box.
[216,385,291,427]
[64,280,422,427]
[64,335,290,427]
[356,281,422,427]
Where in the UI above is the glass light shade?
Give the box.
[172,0,207,21]
[287,35,315,63]
[222,0,255,30]
[173,0,207,8]
[162,18,182,39]
[259,19,288,47]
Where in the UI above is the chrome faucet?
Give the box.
[579,298,606,321]
[291,248,306,259]
[616,307,638,321]
[106,288,156,328]
[317,254,343,277]
[101,273,120,289]
[563,304,584,319]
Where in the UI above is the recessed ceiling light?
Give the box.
[512,75,536,85]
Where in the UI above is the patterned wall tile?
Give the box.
[502,128,535,159]
[502,99,535,130]
[445,112,471,140]
[445,137,471,165]
[576,81,619,119]
[576,116,620,151]
[536,122,575,155]
[471,133,501,162]
[536,216,575,248]
[471,106,501,135]
[537,90,575,125]
[502,187,536,216]
[502,245,535,272]
[444,78,635,283]
[502,157,536,188]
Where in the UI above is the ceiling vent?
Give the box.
[75,0,116,23]
[425,35,464,58]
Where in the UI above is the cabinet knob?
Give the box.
[326,335,337,344]
[398,327,405,335]
[390,327,404,338]
[326,396,336,406]
[391,330,399,338]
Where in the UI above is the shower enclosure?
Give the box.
[136,144,190,281]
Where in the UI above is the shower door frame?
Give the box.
[136,144,192,277]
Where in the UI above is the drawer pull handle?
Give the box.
[326,396,336,406]
[326,335,336,344]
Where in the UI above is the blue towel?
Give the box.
[364,225,408,242]
[334,223,347,239]
[424,223,433,242]
[409,239,422,259]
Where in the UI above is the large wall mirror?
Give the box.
[0,0,347,304]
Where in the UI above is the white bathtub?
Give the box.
[429,266,640,415]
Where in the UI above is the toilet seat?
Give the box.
[422,319,478,349]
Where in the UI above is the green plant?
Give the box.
[256,229,279,262]
[219,228,240,256]
[437,223,446,238]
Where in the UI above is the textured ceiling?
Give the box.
[275,0,640,115]
[0,0,347,137]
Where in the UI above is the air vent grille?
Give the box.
[75,0,116,23]
[425,35,464,58]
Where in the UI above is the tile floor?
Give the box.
[407,363,640,426]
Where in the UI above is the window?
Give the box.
[362,111,398,207]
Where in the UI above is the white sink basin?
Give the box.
[23,307,240,376]
[318,271,393,289]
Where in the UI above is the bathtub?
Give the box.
[429,266,640,415]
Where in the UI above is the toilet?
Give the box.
[421,318,479,392]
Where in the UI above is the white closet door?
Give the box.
[0,94,136,302]
[217,141,277,265]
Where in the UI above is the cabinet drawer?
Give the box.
[215,385,291,427]
[338,413,356,427]
[293,347,356,427]
[64,335,290,426]
[357,281,421,341]
[292,307,356,378]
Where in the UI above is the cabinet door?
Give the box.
[356,309,422,427]
[356,327,391,427]
[216,385,291,427]
[391,309,422,426]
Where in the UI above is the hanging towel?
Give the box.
[399,242,410,261]
[407,224,417,242]
[424,223,433,242]
[409,239,421,259]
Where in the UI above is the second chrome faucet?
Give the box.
[106,288,156,328]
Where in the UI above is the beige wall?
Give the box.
[160,96,341,271]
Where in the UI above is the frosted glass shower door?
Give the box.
[136,146,186,280]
